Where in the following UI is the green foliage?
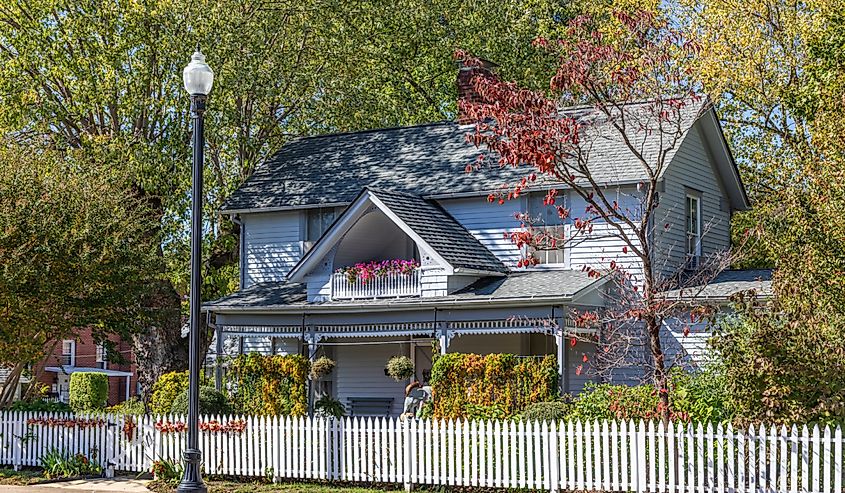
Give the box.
[40,449,102,479]
[150,371,188,415]
[8,400,71,413]
[567,382,662,422]
[669,365,733,423]
[151,459,183,485]
[105,397,145,416]
[169,387,232,416]
[522,401,572,422]
[712,307,845,426]
[230,354,310,416]
[430,353,558,419]
[385,356,415,382]
[314,396,346,418]
[68,373,108,413]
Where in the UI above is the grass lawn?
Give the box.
[148,479,403,493]
[0,467,50,486]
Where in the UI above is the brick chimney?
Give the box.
[456,57,497,124]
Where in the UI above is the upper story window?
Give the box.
[304,208,337,252]
[527,191,566,266]
[95,344,107,369]
[61,340,75,367]
[686,194,701,265]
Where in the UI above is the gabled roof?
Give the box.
[286,188,507,282]
[222,100,747,213]
[206,270,602,312]
[664,269,773,302]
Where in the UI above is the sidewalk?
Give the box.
[1,478,150,493]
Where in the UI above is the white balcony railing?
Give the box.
[331,268,421,300]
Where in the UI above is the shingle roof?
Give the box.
[221,101,707,212]
[369,189,507,274]
[206,270,601,311]
[664,269,773,301]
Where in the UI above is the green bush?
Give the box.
[430,353,558,419]
[9,400,71,413]
[568,382,662,421]
[169,386,232,416]
[670,365,733,423]
[522,401,572,422]
[68,373,108,412]
[314,396,346,418]
[229,353,310,416]
[40,449,102,478]
[150,371,188,415]
[105,397,145,415]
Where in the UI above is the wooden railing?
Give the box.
[331,268,421,300]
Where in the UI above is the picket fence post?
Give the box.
[12,411,23,471]
[402,417,412,491]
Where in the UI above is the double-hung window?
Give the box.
[304,208,338,253]
[685,194,701,266]
[61,340,75,367]
[526,192,567,266]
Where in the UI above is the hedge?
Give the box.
[170,386,232,416]
[429,353,558,419]
[150,371,188,415]
[229,353,310,416]
[68,372,108,412]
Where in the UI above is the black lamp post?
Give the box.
[178,47,213,493]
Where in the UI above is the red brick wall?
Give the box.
[34,328,138,406]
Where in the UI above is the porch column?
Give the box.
[556,309,569,395]
[214,324,224,391]
[125,375,131,401]
[437,322,450,355]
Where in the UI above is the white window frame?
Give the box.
[525,191,568,268]
[95,344,107,369]
[61,340,75,367]
[685,193,702,263]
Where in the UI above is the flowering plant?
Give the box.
[27,417,104,428]
[155,419,247,434]
[336,259,419,284]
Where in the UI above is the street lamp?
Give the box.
[178,47,213,493]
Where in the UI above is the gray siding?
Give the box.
[653,124,732,279]
[243,211,302,287]
[438,196,522,267]
[333,337,408,416]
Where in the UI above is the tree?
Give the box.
[458,10,730,420]
[0,0,575,399]
[0,143,157,406]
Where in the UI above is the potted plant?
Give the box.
[384,355,415,381]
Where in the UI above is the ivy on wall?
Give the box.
[229,354,310,416]
[429,353,558,419]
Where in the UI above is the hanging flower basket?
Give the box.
[385,355,415,382]
[336,259,419,284]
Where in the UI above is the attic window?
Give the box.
[686,194,701,265]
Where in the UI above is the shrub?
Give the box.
[229,353,310,416]
[40,449,102,478]
[670,365,732,423]
[430,353,558,419]
[314,396,346,418]
[68,373,108,412]
[385,355,414,382]
[150,371,188,415]
[311,356,336,379]
[9,400,71,413]
[151,459,182,484]
[169,386,232,416]
[568,382,663,422]
[522,401,572,422]
[105,397,145,415]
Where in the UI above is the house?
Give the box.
[34,329,138,406]
[205,64,753,417]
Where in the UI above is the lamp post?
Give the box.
[178,47,213,493]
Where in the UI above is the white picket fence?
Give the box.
[0,411,841,492]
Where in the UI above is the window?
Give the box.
[685,194,701,265]
[526,192,566,265]
[304,207,337,252]
[95,344,107,369]
[61,340,75,367]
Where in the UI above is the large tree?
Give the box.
[0,0,574,398]
[458,9,732,420]
[0,143,157,406]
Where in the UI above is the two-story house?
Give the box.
[206,65,757,417]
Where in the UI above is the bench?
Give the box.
[348,397,393,417]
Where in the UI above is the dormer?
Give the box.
[286,188,508,302]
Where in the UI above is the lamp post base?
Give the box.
[176,448,207,493]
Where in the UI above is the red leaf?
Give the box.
[570,337,577,347]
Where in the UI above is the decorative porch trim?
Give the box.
[219,325,302,337]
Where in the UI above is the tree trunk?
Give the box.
[0,362,25,407]
[645,314,671,422]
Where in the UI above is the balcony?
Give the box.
[331,268,421,300]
